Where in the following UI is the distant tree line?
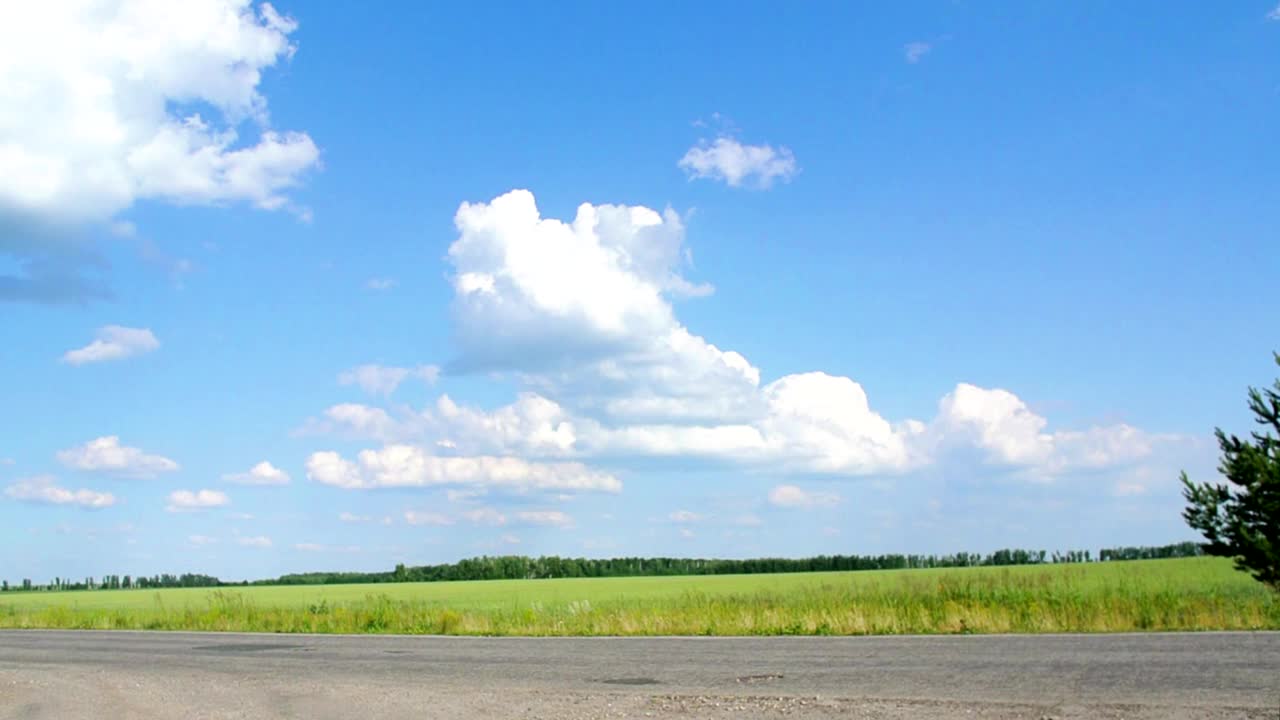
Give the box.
[0,542,1204,593]
[0,573,226,593]
[1098,542,1203,562]
[260,543,1202,586]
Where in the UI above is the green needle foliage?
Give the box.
[1182,352,1280,590]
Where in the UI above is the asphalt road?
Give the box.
[2,630,1278,719]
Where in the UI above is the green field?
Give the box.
[1,558,1276,636]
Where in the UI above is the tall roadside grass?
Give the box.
[1,559,1276,636]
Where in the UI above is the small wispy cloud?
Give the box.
[768,484,841,509]
[366,277,397,291]
[679,137,798,189]
[338,364,441,396]
[61,326,159,365]
[222,461,290,486]
[166,489,229,512]
[904,41,932,64]
[462,507,507,526]
[516,510,573,528]
[1268,2,1280,20]
[4,475,116,509]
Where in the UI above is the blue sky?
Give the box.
[1,1,1277,582]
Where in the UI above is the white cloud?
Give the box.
[418,378,1160,482]
[415,372,917,476]
[446,190,755,425]
[931,383,1053,465]
[4,475,116,508]
[304,451,363,488]
[305,189,1175,493]
[678,137,798,188]
[366,277,397,291]
[499,533,521,545]
[166,489,229,512]
[308,403,402,441]
[188,534,217,547]
[755,372,917,473]
[768,484,841,509]
[462,507,508,526]
[516,510,573,528]
[222,460,290,485]
[1268,3,1280,20]
[238,535,272,548]
[339,511,371,524]
[339,364,440,396]
[404,510,454,526]
[228,512,254,521]
[61,326,159,365]
[927,384,1158,475]
[430,393,579,456]
[57,436,179,478]
[667,510,702,523]
[904,41,931,63]
[428,192,927,473]
[733,514,763,527]
[304,446,622,493]
[450,190,704,360]
[0,0,318,225]
[1052,425,1156,472]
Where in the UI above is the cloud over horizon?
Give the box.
[305,190,1170,498]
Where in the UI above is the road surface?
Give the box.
[1,630,1277,719]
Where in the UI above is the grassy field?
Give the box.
[1,557,1275,636]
